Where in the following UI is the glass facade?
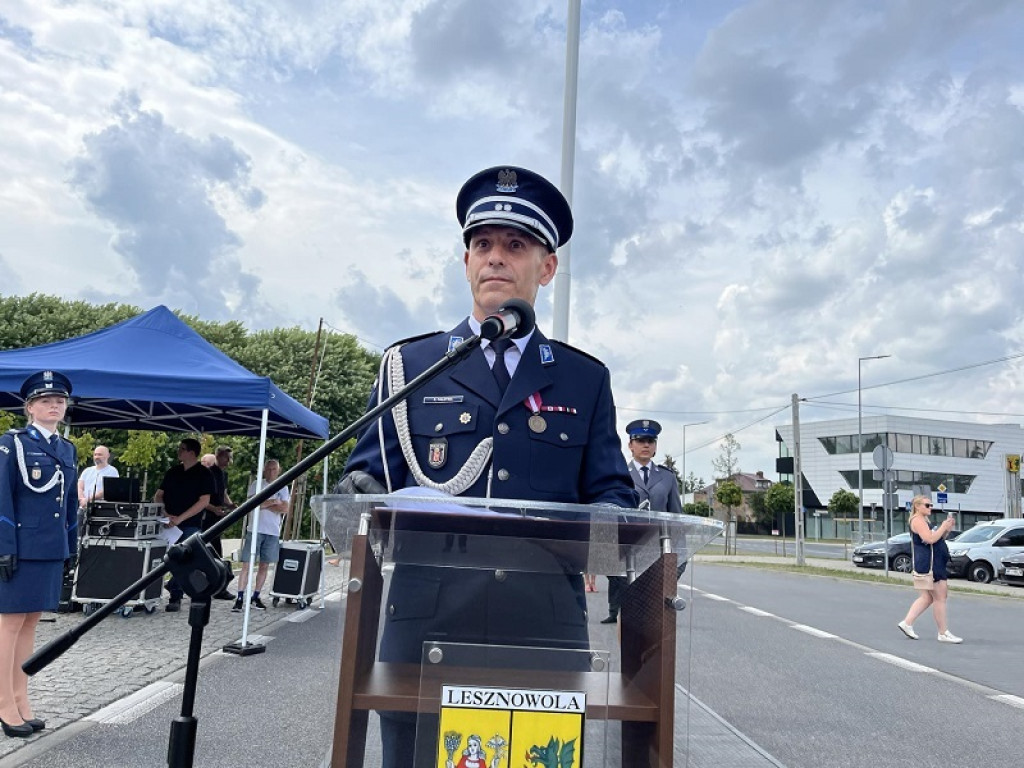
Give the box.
[818,432,992,459]
[838,470,976,494]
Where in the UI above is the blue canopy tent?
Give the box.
[0,305,328,440]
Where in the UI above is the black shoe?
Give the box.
[599,615,618,624]
[232,597,243,612]
[165,599,181,613]
[0,718,33,738]
[24,718,44,732]
[213,590,234,600]
[251,597,267,611]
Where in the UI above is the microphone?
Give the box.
[479,298,536,341]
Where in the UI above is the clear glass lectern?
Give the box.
[313,493,723,768]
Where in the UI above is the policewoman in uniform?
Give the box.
[341,166,637,767]
[0,371,78,737]
[604,419,684,623]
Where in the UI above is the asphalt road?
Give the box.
[685,562,1024,767]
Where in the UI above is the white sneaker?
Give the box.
[937,630,963,644]
[897,621,919,639]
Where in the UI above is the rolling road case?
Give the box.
[71,536,167,617]
[268,540,324,609]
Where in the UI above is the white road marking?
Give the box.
[989,694,1024,709]
[739,606,776,618]
[86,681,182,725]
[790,624,837,639]
[703,592,731,602]
[287,608,321,623]
[865,652,937,674]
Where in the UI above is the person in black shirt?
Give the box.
[200,446,235,600]
[154,438,214,612]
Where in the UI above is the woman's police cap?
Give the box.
[626,419,662,439]
[20,370,72,401]
[457,166,573,253]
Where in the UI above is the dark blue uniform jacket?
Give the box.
[0,427,79,561]
[344,319,637,661]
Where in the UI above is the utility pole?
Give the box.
[793,394,805,566]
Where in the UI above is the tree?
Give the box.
[661,454,683,493]
[748,490,771,527]
[684,501,711,517]
[716,480,742,519]
[711,433,741,479]
[765,483,795,529]
[685,471,705,494]
[828,488,859,519]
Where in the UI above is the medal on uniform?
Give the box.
[523,392,548,433]
[31,467,42,480]
[528,413,547,433]
[428,437,448,469]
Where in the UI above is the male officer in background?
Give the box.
[341,165,637,767]
[602,419,683,624]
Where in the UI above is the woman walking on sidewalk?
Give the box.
[897,495,961,644]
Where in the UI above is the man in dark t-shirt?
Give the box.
[155,438,215,611]
[200,446,235,599]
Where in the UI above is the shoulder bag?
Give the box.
[911,528,934,590]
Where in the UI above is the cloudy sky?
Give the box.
[2,0,1024,484]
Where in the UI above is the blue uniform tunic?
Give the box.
[0,427,79,612]
[344,320,637,660]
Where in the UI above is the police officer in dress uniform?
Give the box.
[0,371,78,737]
[340,166,637,768]
[602,419,684,624]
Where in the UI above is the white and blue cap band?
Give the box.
[457,166,573,252]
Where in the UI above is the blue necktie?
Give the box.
[641,465,649,485]
[491,339,512,394]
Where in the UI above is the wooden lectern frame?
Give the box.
[315,495,723,767]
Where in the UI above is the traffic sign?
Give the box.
[937,484,947,493]
[937,492,948,504]
[872,445,894,470]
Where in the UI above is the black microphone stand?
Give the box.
[23,327,507,768]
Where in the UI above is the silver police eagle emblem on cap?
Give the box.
[43,371,54,380]
[496,169,518,193]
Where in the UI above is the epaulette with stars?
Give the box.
[548,338,607,367]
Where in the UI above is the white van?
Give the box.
[947,519,1024,583]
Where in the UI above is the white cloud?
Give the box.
[1,0,1024,485]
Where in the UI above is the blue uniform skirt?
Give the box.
[0,559,63,613]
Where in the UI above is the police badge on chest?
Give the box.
[428,437,448,469]
[32,467,42,480]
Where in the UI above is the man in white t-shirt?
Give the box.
[232,459,290,611]
[77,445,119,509]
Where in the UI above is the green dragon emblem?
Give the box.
[524,736,576,768]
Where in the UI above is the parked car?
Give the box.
[948,519,1024,583]
[998,551,1024,587]
[851,530,961,573]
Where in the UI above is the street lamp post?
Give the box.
[858,354,890,543]
[681,421,708,506]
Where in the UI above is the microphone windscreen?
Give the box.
[502,298,536,338]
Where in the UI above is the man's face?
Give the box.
[264,462,280,481]
[217,452,232,469]
[93,447,110,466]
[630,436,657,463]
[464,226,557,321]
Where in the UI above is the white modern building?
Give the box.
[775,415,1023,538]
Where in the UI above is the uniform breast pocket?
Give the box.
[528,414,586,493]
[408,403,480,438]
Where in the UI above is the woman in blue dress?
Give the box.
[0,371,78,737]
[897,495,962,643]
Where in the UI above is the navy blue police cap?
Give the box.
[456,166,573,253]
[626,419,662,439]
[20,370,72,401]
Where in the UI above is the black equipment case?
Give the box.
[89,501,163,521]
[268,540,324,608]
[72,537,168,616]
[85,518,160,540]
